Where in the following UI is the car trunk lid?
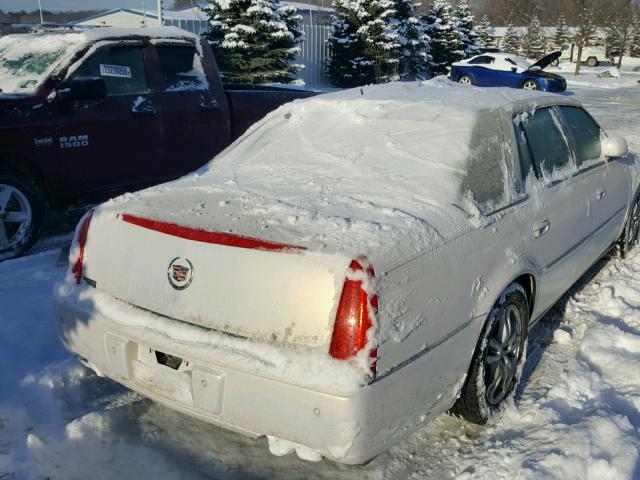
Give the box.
[82,210,352,348]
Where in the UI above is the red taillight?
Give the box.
[329,259,378,375]
[71,211,93,285]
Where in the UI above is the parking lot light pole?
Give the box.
[38,0,44,24]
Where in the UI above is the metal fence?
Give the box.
[296,25,331,87]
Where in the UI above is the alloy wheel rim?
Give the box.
[484,304,523,406]
[460,76,471,84]
[0,184,32,251]
[524,81,537,90]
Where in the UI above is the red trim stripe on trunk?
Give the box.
[120,214,305,252]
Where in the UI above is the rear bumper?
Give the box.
[53,284,431,464]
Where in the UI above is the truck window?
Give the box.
[516,107,574,180]
[156,45,207,91]
[71,45,149,96]
[558,106,602,166]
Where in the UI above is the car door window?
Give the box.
[156,45,207,91]
[71,45,148,96]
[517,107,574,181]
[468,55,494,65]
[558,106,602,166]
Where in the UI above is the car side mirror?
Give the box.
[511,67,518,73]
[603,136,628,158]
[56,77,106,101]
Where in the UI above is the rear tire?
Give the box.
[459,75,473,85]
[0,170,45,260]
[451,284,529,424]
[586,56,599,67]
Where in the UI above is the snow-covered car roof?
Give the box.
[0,27,197,95]
[104,79,581,267]
[453,53,532,72]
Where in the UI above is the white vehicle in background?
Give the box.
[54,80,637,464]
[557,43,616,67]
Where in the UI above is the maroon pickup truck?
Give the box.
[0,27,316,258]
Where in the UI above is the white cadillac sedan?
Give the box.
[54,79,638,464]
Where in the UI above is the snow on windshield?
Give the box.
[0,33,85,94]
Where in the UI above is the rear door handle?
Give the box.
[200,100,221,112]
[132,107,157,117]
[595,188,606,201]
[533,219,550,238]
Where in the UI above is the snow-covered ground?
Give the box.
[1,74,640,479]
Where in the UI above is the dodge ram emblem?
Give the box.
[167,257,194,290]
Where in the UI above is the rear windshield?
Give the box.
[0,33,84,94]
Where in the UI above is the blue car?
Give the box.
[450,51,566,92]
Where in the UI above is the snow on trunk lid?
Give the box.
[81,211,351,348]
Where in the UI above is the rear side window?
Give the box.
[558,106,602,166]
[516,107,574,181]
[156,45,207,91]
[469,56,494,65]
[71,45,148,96]
[461,110,508,210]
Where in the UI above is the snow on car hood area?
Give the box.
[105,79,549,269]
[2,79,640,478]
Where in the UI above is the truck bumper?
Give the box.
[53,285,433,465]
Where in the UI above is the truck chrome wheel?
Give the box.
[484,304,523,406]
[0,184,33,251]
[522,80,538,90]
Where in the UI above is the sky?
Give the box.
[0,0,187,12]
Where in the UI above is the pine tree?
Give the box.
[326,0,399,87]
[390,0,431,79]
[454,0,480,57]
[524,14,546,59]
[502,24,520,55]
[553,14,572,50]
[205,0,303,84]
[422,0,465,76]
[474,14,493,48]
[632,13,640,57]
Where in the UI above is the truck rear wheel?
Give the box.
[586,56,599,67]
[0,170,45,259]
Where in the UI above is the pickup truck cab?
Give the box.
[0,27,315,258]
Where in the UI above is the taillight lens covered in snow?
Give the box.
[329,259,378,374]
[71,211,93,285]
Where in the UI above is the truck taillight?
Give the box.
[329,259,378,375]
[71,211,93,285]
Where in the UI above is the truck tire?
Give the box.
[0,170,45,259]
[586,56,599,67]
[450,284,529,424]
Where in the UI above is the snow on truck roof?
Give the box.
[108,79,581,266]
[0,27,197,95]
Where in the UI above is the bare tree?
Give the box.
[605,0,635,69]
[573,0,597,75]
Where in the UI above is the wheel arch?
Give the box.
[0,154,51,206]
